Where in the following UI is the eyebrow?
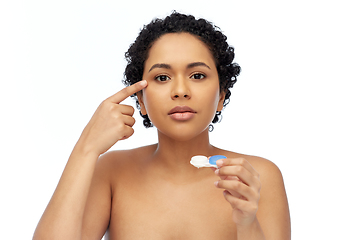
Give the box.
[148,62,211,72]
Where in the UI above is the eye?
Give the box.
[190,73,206,80]
[155,75,171,82]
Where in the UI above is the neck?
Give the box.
[152,127,216,171]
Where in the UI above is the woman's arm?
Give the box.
[33,143,100,240]
[33,81,147,240]
[255,159,291,239]
[81,152,113,240]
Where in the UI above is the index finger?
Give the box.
[218,158,259,177]
[108,80,147,104]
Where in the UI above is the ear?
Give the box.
[136,91,147,115]
[216,91,226,112]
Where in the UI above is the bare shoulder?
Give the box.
[82,145,156,239]
[215,149,283,179]
[245,154,283,181]
[96,144,157,169]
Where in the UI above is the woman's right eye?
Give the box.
[155,75,170,82]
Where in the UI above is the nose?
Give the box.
[171,77,191,100]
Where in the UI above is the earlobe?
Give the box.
[136,92,147,115]
[216,91,226,111]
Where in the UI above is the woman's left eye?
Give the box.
[190,73,206,80]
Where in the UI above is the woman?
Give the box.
[33,12,290,240]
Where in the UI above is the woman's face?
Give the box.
[139,32,225,141]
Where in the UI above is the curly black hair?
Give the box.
[123,12,241,128]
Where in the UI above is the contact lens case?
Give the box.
[190,155,227,168]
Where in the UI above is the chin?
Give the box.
[156,123,210,142]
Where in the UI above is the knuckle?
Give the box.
[111,110,121,120]
[101,100,116,113]
[256,193,261,203]
[109,104,117,113]
[235,165,243,173]
[257,180,262,191]
[248,188,258,199]
[116,122,126,132]
[249,203,258,213]
[234,181,243,191]
[239,158,246,165]
[233,199,243,209]
[254,169,260,178]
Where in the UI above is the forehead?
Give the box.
[144,32,216,70]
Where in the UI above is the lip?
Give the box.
[168,106,197,121]
[168,106,196,115]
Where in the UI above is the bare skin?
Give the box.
[82,144,289,240]
[33,33,290,240]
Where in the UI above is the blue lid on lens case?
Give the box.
[209,155,227,165]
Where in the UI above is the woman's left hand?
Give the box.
[214,157,261,227]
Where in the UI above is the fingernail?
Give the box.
[217,160,224,167]
[214,169,219,175]
[214,181,219,187]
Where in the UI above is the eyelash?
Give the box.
[155,75,171,82]
[190,73,206,80]
[154,73,206,82]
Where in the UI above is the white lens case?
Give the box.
[190,155,218,168]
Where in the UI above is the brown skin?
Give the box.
[33,33,290,240]
[83,146,290,240]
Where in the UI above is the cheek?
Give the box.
[198,84,221,108]
[142,85,166,116]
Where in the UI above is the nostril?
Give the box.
[172,93,190,99]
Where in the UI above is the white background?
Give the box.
[1,0,359,239]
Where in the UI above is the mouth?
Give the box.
[168,106,197,115]
[168,106,197,121]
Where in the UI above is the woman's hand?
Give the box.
[33,82,148,240]
[77,80,147,156]
[214,157,261,228]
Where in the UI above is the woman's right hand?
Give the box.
[77,80,147,156]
